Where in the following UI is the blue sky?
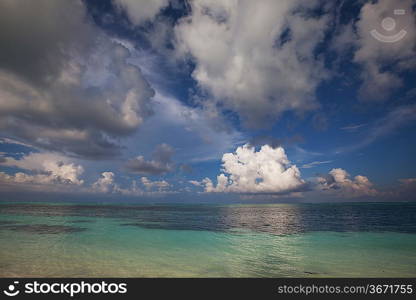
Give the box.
[0,0,415,202]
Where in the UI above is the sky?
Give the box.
[0,0,415,203]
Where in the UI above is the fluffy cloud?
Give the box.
[194,145,379,198]
[92,172,170,194]
[141,177,170,191]
[92,172,117,193]
[92,172,143,195]
[189,180,202,187]
[316,168,377,197]
[201,144,305,194]
[125,143,174,175]
[175,0,330,127]
[0,0,154,158]
[113,0,169,25]
[0,150,174,195]
[0,152,84,185]
[334,0,416,100]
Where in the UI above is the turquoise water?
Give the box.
[0,202,415,277]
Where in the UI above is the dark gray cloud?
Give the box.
[125,144,174,175]
[0,0,155,159]
[0,1,93,87]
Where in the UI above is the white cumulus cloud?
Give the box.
[175,0,330,127]
[316,168,377,197]
[92,172,117,193]
[201,144,305,194]
[141,177,170,191]
[113,0,169,25]
[92,171,143,196]
[0,152,84,185]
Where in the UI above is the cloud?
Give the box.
[301,160,332,169]
[0,0,155,159]
[113,0,169,25]
[194,145,378,199]
[246,134,304,153]
[337,104,416,153]
[334,0,416,101]
[141,176,170,191]
[189,180,202,187]
[174,0,330,128]
[92,171,143,195]
[0,152,84,185]
[393,178,416,198]
[290,145,323,163]
[0,150,173,196]
[316,168,377,197]
[200,144,306,194]
[0,152,85,194]
[399,178,416,185]
[248,135,283,149]
[0,137,33,149]
[0,171,81,188]
[92,172,116,193]
[91,172,173,195]
[125,143,174,175]
[124,92,245,162]
[340,123,367,132]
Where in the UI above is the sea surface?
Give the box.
[0,202,415,277]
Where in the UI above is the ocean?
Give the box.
[0,202,415,277]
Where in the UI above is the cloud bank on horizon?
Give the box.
[0,0,415,202]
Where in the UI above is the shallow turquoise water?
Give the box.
[0,202,415,277]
